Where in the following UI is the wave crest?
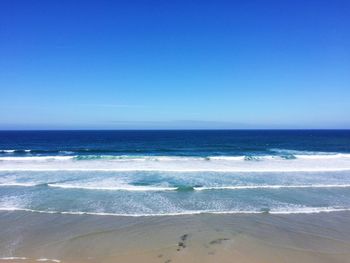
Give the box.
[1,153,350,172]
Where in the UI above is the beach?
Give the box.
[1,130,350,262]
[1,211,350,262]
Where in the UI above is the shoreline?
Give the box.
[1,211,350,263]
[1,207,350,217]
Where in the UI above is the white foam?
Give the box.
[47,184,177,191]
[3,182,349,192]
[268,207,350,214]
[1,154,350,172]
[36,259,60,262]
[0,149,31,153]
[1,207,350,217]
[0,150,16,153]
[194,184,350,191]
[0,257,28,260]
[0,257,60,262]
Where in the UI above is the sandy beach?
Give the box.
[1,211,350,263]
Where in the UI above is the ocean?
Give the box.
[1,130,350,216]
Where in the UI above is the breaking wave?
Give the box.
[2,182,350,192]
[1,153,350,172]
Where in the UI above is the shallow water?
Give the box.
[1,130,350,216]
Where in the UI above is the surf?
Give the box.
[1,153,350,172]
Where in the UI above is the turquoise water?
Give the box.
[1,130,350,216]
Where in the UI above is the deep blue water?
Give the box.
[1,130,350,216]
[1,130,350,156]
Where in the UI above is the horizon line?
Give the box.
[0,128,350,131]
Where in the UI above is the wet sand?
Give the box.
[1,211,350,263]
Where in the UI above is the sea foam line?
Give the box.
[1,168,350,172]
[47,184,177,191]
[0,257,60,262]
[0,257,28,260]
[1,207,350,217]
[2,183,350,191]
[194,184,350,191]
[36,259,60,262]
[50,183,350,191]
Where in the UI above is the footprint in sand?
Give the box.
[209,238,230,245]
[177,234,189,251]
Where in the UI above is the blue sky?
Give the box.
[0,0,349,129]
